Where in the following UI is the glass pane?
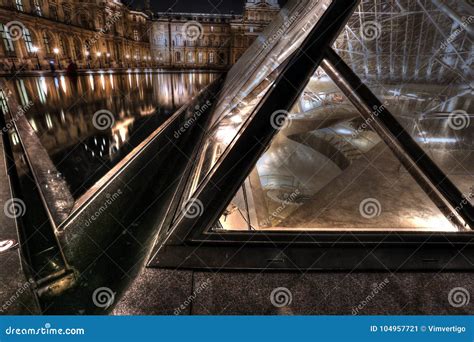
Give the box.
[182,0,334,201]
[334,0,473,199]
[216,68,458,232]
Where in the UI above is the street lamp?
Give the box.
[85,50,91,69]
[31,46,41,70]
[53,48,62,69]
[96,51,102,69]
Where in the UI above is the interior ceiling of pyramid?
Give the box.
[334,0,472,86]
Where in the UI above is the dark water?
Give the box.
[5,72,219,200]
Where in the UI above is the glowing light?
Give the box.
[215,126,237,145]
[45,113,53,129]
[60,75,67,94]
[29,119,38,132]
[100,74,105,90]
[230,115,243,124]
[53,48,59,54]
[89,74,94,91]
[11,132,19,145]
[416,137,458,144]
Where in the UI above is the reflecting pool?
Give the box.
[2,72,219,203]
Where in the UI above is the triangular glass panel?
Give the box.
[333,0,473,202]
[214,67,458,232]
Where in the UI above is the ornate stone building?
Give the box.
[0,0,151,71]
[150,0,280,68]
[0,0,280,71]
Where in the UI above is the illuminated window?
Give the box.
[0,89,9,114]
[209,52,214,63]
[133,29,139,41]
[23,28,34,54]
[15,0,24,11]
[0,23,15,53]
[187,51,194,63]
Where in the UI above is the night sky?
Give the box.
[127,0,287,14]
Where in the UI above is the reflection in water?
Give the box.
[6,72,219,201]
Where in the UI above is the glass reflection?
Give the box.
[217,68,458,232]
[334,0,473,198]
[4,72,218,206]
[183,0,334,201]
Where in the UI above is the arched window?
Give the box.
[187,51,194,63]
[79,13,89,29]
[0,24,15,53]
[175,51,181,62]
[219,53,226,65]
[59,36,67,56]
[42,31,51,54]
[15,0,24,11]
[175,34,182,46]
[32,0,42,16]
[23,28,34,53]
[73,37,82,60]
